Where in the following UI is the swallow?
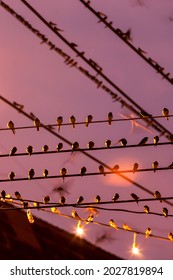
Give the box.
[163,207,168,217]
[145,228,151,238]
[98,165,106,176]
[15,191,22,200]
[33,118,40,131]
[112,193,119,202]
[51,207,61,214]
[56,142,63,152]
[9,146,17,156]
[57,116,63,132]
[95,195,101,203]
[138,47,147,55]
[109,219,118,230]
[168,232,173,241]
[131,193,139,203]
[153,136,159,146]
[123,224,132,231]
[138,137,148,145]
[85,115,93,127]
[42,145,49,152]
[43,169,48,178]
[60,168,67,182]
[162,108,169,120]
[72,141,79,152]
[87,141,95,149]
[118,138,127,147]
[144,205,150,214]
[105,139,111,148]
[26,145,34,156]
[28,168,35,180]
[122,28,132,41]
[7,121,15,134]
[8,171,15,180]
[70,42,78,48]
[77,196,84,204]
[13,101,24,111]
[112,165,119,171]
[133,163,139,173]
[72,210,81,220]
[70,115,76,128]
[154,191,162,202]
[152,161,159,172]
[140,111,152,118]
[80,166,87,176]
[107,112,113,125]
[22,201,28,208]
[59,195,65,205]
[86,213,94,224]
[43,195,50,203]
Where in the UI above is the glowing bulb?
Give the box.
[132,242,139,255]
[76,221,84,236]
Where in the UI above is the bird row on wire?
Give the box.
[5,108,170,134]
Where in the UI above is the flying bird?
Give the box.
[59,195,65,205]
[112,193,119,202]
[72,210,81,220]
[57,116,63,132]
[70,115,76,128]
[105,139,111,148]
[80,166,87,176]
[8,171,15,181]
[138,136,148,145]
[87,141,95,149]
[131,193,139,203]
[154,191,162,202]
[77,196,84,204]
[152,161,159,172]
[56,142,63,152]
[95,195,101,203]
[163,207,168,217]
[109,219,118,230]
[26,145,34,156]
[153,135,159,146]
[107,112,113,125]
[118,138,127,147]
[43,169,49,178]
[162,108,169,120]
[145,228,151,238]
[28,168,35,180]
[132,163,139,173]
[42,145,49,152]
[144,205,150,214]
[33,118,40,131]
[98,165,106,176]
[140,110,152,118]
[7,121,15,134]
[43,195,50,204]
[85,114,93,127]
[9,146,17,156]
[60,168,67,182]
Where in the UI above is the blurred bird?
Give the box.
[77,195,84,204]
[163,207,168,217]
[8,171,15,181]
[1,190,6,199]
[162,108,169,120]
[59,195,65,205]
[112,165,119,171]
[140,110,152,118]
[60,168,67,182]
[57,116,63,132]
[169,135,173,142]
[131,193,139,203]
[123,224,132,231]
[28,168,35,180]
[42,145,49,152]
[105,139,111,148]
[80,166,87,176]
[145,228,151,238]
[33,118,40,131]
[112,193,119,202]
[153,136,159,146]
[144,205,150,214]
[56,142,63,152]
[168,162,173,168]
[85,213,94,224]
[109,219,118,230]
[133,163,139,173]
[22,201,28,209]
[98,165,106,176]
[72,141,79,152]
[43,195,50,204]
[85,114,93,127]
[168,232,173,241]
[138,137,148,145]
[26,145,34,156]
[43,169,48,178]
[70,115,76,128]
[107,112,113,125]
[95,195,101,203]
[7,121,15,134]
[15,191,22,200]
[118,138,127,147]
[122,28,132,41]
[9,146,17,156]
[152,161,159,172]
[72,210,81,220]
[87,141,95,149]
[154,191,162,202]
[95,231,116,244]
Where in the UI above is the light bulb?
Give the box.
[132,242,139,255]
[76,221,84,236]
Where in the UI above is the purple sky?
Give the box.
[1,0,173,260]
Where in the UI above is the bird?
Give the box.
[80,166,87,176]
[9,146,17,156]
[138,137,148,145]
[86,213,94,224]
[112,193,119,202]
[59,195,65,205]
[85,114,93,127]
[112,165,119,171]
[105,139,111,148]
[131,193,139,203]
[28,168,35,180]
[70,115,76,128]
[153,136,159,146]
[72,141,79,152]
[8,171,15,180]
[7,121,15,134]
[15,191,22,200]
[87,141,95,149]
[98,165,106,176]
[60,168,67,182]
[123,224,132,231]
[122,28,132,41]
[118,138,127,147]
[43,169,48,178]
[1,190,6,199]
[144,205,150,214]
[140,110,152,118]
[107,112,113,125]
[72,210,81,220]
[109,219,118,230]
[95,195,101,203]
[152,161,159,172]
[26,145,34,156]
[56,142,63,152]
[145,228,151,238]
[22,201,28,209]
[169,135,173,143]
[33,118,40,131]
[168,232,173,241]
[42,145,49,152]
[77,196,84,204]
[154,191,162,202]
[168,162,173,168]
[57,116,63,132]
[163,207,168,217]
[43,195,50,204]
[162,108,169,120]
[132,163,139,173]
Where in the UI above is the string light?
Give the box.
[76,220,84,236]
[132,232,139,255]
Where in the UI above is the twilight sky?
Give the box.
[0,0,173,260]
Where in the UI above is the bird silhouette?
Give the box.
[43,195,50,203]
[109,219,118,230]
[8,171,15,181]
[33,118,40,131]
[145,228,151,238]
[168,162,173,168]
[85,213,94,224]
[107,112,113,125]
[140,110,152,118]
[138,136,148,145]
[60,168,67,182]
[26,145,34,156]
[118,138,127,147]
[133,163,139,173]
[123,224,132,231]
[42,145,49,152]
[105,139,111,148]
[153,135,159,146]
[9,146,17,156]
[168,232,173,241]
[28,168,35,180]
[87,141,95,149]
[85,114,93,127]
[95,195,101,203]
[72,141,79,153]
[162,108,169,120]
[15,191,22,200]
[152,161,159,172]
[43,169,48,178]
[77,196,84,204]
[131,193,139,203]
[98,165,106,176]
[59,195,65,205]
[144,205,150,214]
[163,207,168,217]
[72,210,81,220]
[1,190,6,199]
[70,115,76,128]
[154,191,162,202]
[112,193,119,202]
[22,201,28,209]
[56,142,63,152]
[80,166,87,176]
[7,121,15,134]
[112,165,119,171]
[57,116,63,132]
[122,28,132,41]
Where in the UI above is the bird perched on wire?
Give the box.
[138,136,148,146]
[123,224,132,231]
[98,165,106,176]
[107,112,113,125]
[154,191,162,202]
[85,213,94,224]
[118,138,127,147]
[42,145,49,152]
[43,169,48,178]
[7,121,15,134]
[122,28,132,41]
[8,171,15,181]
[85,114,93,127]
[72,141,79,153]
[33,118,40,131]
[112,193,119,202]
[168,232,173,241]
[9,146,17,156]
[60,168,67,182]
[15,191,22,200]
[131,193,139,204]
[109,219,118,230]
[59,195,65,205]
[144,205,150,214]
[1,190,6,200]
[22,201,28,209]
[153,135,159,146]
[168,162,173,168]
[57,116,63,132]
[28,168,35,180]
[132,163,139,174]
[43,195,50,204]
[140,110,152,118]
[26,145,34,156]
[105,139,111,148]
[77,196,84,204]
[72,210,81,220]
[87,141,95,149]
[112,165,119,171]
[70,115,76,128]
[95,195,101,203]
[152,161,159,172]
[145,228,151,238]
[162,108,169,120]
[56,142,63,152]
[80,166,87,176]
[163,207,168,217]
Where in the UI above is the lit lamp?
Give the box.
[76,221,84,236]
[132,232,139,255]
